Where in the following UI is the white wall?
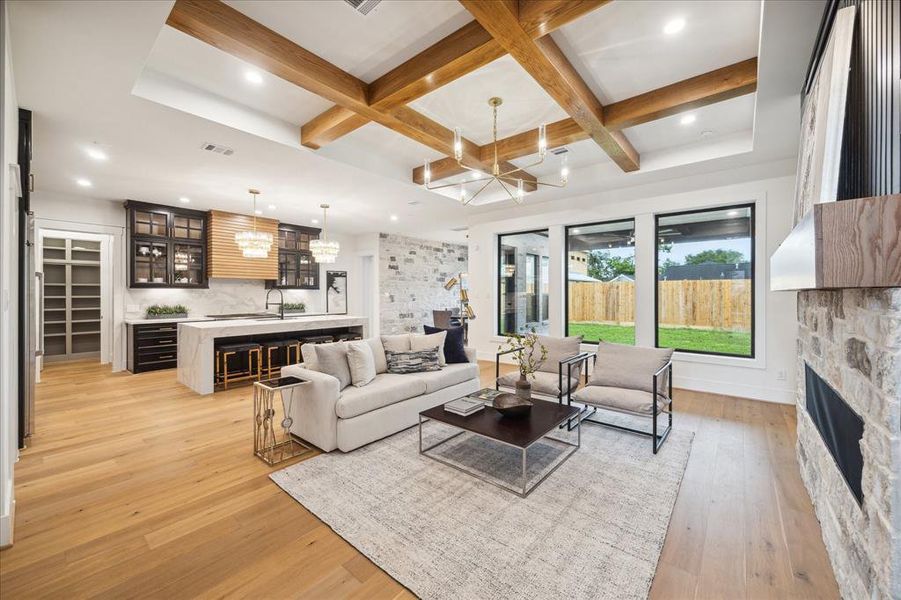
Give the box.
[29,192,362,371]
[466,161,799,404]
[0,0,19,547]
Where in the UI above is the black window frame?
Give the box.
[654,202,756,359]
[564,218,637,343]
[496,228,549,337]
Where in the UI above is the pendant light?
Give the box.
[309,203,339,263]
[234,188,273,258]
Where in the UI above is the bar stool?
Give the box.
[263,339,301,379]
[215,342,263,390]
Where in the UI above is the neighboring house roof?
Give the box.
[609,274,635,282]
[662,262,751,280]
[568,272,601,282]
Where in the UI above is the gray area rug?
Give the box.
[271,413,693,600]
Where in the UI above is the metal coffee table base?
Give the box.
[418,415,580,498]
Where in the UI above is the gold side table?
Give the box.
[253,376,311,465]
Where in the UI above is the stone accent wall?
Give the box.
[796,288,901,599]
[378,233,467,334]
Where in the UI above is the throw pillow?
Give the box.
[424,325,468,364]
[589,342,674,395]
[364,337,388,374]
[385,348,441,374]
[312,342,351,390]
[300,342,318,370]
[381,334,411,353]
[410,331,447,366]
[346,340,376,387]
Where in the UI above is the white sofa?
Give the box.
[282,340,480,452]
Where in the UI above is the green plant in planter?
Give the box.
[499,328,547,380]
[283,302,306,312]
[145,304,188,317]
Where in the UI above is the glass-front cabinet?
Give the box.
[125,200,208,288]
[268,223,321,290]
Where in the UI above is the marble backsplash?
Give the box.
[125,279,321,319]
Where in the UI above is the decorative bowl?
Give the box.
[492,393,533,417]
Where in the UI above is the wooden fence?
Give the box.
[568,280,752,331]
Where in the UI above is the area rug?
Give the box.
[271,415,693,600]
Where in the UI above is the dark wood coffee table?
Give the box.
[419,399,581,497]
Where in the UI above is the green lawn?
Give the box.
[568,322,751,356]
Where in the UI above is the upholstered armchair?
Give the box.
[568,342,674,453]
[495,335,592,403]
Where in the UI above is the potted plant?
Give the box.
[145,304,188,319]
[283,302,306,315]
[499,329,547,400]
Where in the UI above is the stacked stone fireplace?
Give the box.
[796,288,900,599]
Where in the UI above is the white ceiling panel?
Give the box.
[626,93,756,153]
[143,26,332,126]
[409,55,570,146]
[223,0,472,82]
[553,0,761,103]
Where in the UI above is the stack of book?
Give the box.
[444,397,484,417]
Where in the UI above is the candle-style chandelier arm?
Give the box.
[496,178,523,205]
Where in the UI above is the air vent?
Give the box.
[450,226,468,232]
[550,147,569,155]
[344,0,382,15]
[200,142,235,156]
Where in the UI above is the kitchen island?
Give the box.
[177,315,368,395]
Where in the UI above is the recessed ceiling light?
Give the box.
[245,70,263,85]
[254,209,263,215]
[700,130,714,138]
[471,172,482,180]
[663,18,686,35]
[680,114,696,126]
[727,210,739,217]
[179,196,191,204]
[76,178,92,187]
[85,147,108,161]
[390,215,399,221]
[311,218,319,224]
[268,204,277,211]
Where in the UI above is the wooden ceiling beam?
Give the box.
[167,0,534,180]
[411,58,758,183]
[460,0,640,172]
[301,0,611,149]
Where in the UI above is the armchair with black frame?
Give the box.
[565,342,675,454]
[495,334,593,404]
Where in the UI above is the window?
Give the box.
[655,204,754,357]
[498,230,549,335]
[565,219,636,344]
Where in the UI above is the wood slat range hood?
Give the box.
[207,210,278,280]
[770,194,901,291]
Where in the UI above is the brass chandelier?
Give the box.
[422,97,569,205]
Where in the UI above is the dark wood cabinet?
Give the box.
[125,201,208,288]
[267,223,321,290]
[129,323,179,373]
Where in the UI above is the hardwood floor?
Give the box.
[0,360,839,599]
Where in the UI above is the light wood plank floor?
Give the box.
[0,361,839,599]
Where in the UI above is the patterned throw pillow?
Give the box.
[385,348,441,374]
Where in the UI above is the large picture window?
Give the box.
[565,219,636,344]
[498,230,550,335]
[655,204,754,357]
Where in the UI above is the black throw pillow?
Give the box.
[424,324,468,364]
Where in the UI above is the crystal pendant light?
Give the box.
[309,203,339,263]
[234,189,273,258]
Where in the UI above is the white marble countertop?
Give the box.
[177,315,369,395]
[124,316,214,325]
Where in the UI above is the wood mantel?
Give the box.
[771,194,901,290]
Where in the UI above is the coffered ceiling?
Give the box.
[8,0,825,239]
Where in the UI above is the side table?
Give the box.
[253,375,311,465]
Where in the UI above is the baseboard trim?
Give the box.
[0,498,14,549]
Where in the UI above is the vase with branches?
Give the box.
[499,329,547,399]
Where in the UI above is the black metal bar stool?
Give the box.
[263,339,301,379]
[215,342,263,390]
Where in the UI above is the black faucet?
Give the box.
[265,288,285,320]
